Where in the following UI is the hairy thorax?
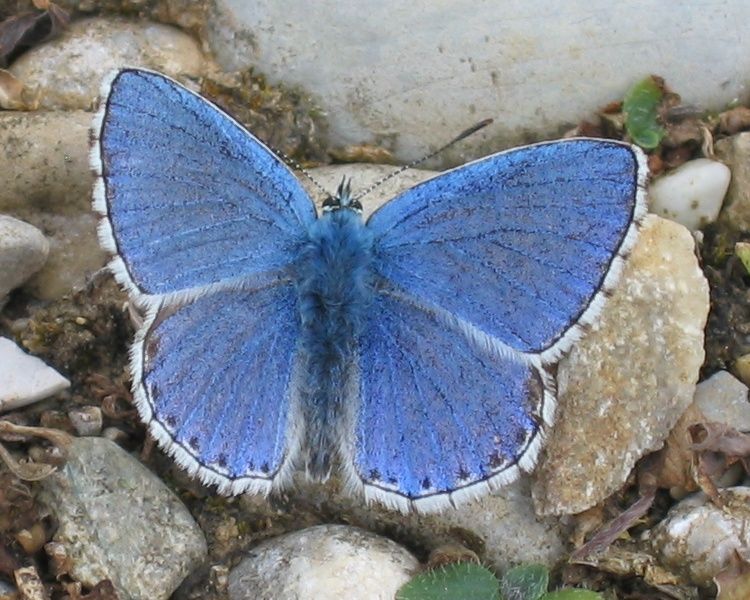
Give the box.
[295,208,374,478]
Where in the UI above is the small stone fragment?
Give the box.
[649,158,731,229]
[0,337,69,412]
[227,525,418,600]
[67,406,103,437]
[693,371,750,430]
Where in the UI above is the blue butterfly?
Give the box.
[91,68,647,512]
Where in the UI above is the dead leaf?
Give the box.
[0,68,24,108]
[649,403,704,496]
[715,551,750,600]
[0,3,69,68]
[0,420,72,449]
[571,491,656,561]
[0,441,56,481]
[690,422,750,457]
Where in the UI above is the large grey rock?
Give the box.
[208,1,750,163]
[0,337,69,412]
[533,215,709,515]
[10,17,206,110]
[0,215,49,304]
[38,437,207,600]
[228,525,418,600]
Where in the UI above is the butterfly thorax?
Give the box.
[295,204,374,479]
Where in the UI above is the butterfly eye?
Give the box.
[349,200,363,214]
[322,196,339,212]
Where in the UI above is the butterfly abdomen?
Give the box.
[296,208,374,479]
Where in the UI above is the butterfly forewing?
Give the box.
[92,68,316,297]
[366,139,647,359]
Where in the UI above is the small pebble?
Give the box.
[649,158,731,230]
[68,406,103,436]
[649,487,750,586]
[0,215,49,305]
[228,524,418,600]
[0,337,69,412]
[693,370,750,430]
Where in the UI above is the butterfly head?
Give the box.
[322,177,363,215]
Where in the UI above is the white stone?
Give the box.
[0,337,69,412]
[0,215,49,303]
[649,159,731,230]
[649,488,750,586]
[227,525,418,600]
[694,371,750,430]
[207,1,750,163]
[10,17,206,110]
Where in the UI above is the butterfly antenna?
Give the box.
[353,118,494,201]
[271,145,331,199]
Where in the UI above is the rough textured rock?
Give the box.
[0,337,69,412]
[0,215,49,304]
[533,215,710,515]
[38,437,207,600]
[0,111,105,298]
[10,17,206,110]
[227,525,418,600]
[649,158,730,230]
[649,487,750,586]
[715,132,750,232]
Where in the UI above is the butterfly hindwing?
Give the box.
[134,283,303,494]
[366,139,647,359]
[343,288,554,512]
[91,68,316,297]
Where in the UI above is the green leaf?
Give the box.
[623,76,665,150]
[396,562,500,600]
[500,564,550,600]
[541,589,604,600]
